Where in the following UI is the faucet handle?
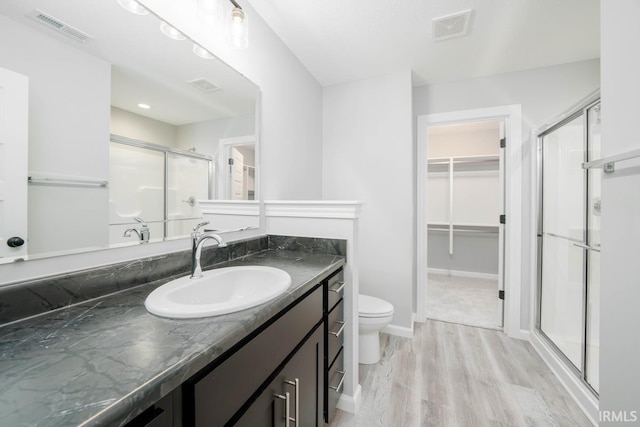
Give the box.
[133,217,148,228]
[193,221,210,233]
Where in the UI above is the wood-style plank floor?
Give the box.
[330,321,593,427]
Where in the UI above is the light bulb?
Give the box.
[227,7,248,49]
[116,0,149,15]
[160,21,186,41]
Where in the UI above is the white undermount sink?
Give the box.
[145,266,292,319]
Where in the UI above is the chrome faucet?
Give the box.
[123,217,150,244]
[191,221,227,279]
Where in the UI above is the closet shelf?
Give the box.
[428,154,499,165]
[427,222,499,232]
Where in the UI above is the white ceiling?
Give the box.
[246,0,600,87]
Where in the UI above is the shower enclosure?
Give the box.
[536,91,600,395]
[109,135,213,244]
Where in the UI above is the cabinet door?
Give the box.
[236,327,323,427]
[192,286,323,426]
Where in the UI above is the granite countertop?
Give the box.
[0,250,345,427]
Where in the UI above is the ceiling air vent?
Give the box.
[188,78,221,93]
[26,9,93,43]
[432,9,473,42]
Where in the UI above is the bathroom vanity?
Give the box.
[0,236,346,427]
[129,269,337,426]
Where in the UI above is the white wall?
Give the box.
[427,127,500,158]
[322,71,415,331]
[414,59,600,330]
[599,0,640,421]
[111,107,178,147]
[0,15,111,256]
[175,114,255,158]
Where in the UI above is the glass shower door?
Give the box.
[539,115,585,370]
[166,153,211,238]
[109,143,165,243]
[537,95,601,397]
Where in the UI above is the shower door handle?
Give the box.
[572,242,601,252]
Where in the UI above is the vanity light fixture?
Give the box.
[227,0,248,49]
[138,103,151,109]
[193,43,216,59]
[116,0,149,16]
[160,21,187,40]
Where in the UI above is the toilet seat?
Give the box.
[359,294,394,318]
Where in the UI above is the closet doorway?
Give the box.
[425,119,505,329]
[417,104,523,337]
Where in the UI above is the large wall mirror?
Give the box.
[0,0,260,263]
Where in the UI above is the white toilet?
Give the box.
[358,294,394,364]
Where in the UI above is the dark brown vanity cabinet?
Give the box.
[187,282,326,426]
[126,266,346,427]
[324,269,346,423]
[235,326,323,426]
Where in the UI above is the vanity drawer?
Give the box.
[327,299,345,367]
[327,270,345,312]
[191,285,323,426]
[326,347,345,423]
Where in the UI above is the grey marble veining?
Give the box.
[268,235,347,256]
[0,236,268,326]
[0,249,345,427]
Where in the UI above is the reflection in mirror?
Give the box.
[219,135,257,200]
[0,0,259,263]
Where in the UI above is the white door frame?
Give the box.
[217,135,256,199]
[416,104,525,339]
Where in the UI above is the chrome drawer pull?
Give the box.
[330,370,347,393]
[329,321,346,338]
[274,392,290,426]
[329,281,346,294]
[285,378,299,427]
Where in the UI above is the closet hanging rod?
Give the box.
[582,147,640,173]
[28,175,108,188]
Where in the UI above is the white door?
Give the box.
[497,120,506,327]
[230,147,244,200]
[0,67,29,261]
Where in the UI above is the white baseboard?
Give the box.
[512,328,530,341]
[382,322,414,339]
[427,268,498,280]
[529,331,598,426]
[337,384,362,414]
